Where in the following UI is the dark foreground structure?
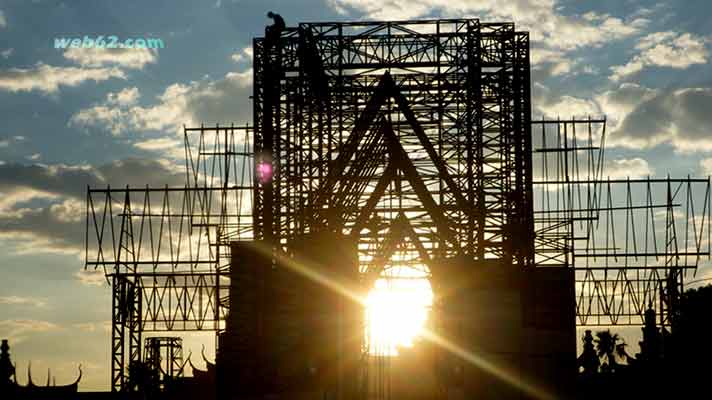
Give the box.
[83,17,711,399]
[0,340,82,399]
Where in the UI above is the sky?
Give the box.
[1,0,712,392]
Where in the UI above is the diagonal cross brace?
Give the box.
[348,117,459,245]
[381,121,459,245]
[311,75,393,219]
[364,212,434,285]
[383,74,473,216]
[312,72,474,227]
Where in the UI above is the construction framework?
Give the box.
[143,336,186,390]
[530,118,711,326]
[86,125,254,391]
[85,18,710,393]
[254,19,533,267]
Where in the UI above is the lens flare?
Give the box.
[365,273,432,355]
[246,242,554,400]
[257,162,273,183]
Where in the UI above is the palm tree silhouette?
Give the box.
[594,330,619,373]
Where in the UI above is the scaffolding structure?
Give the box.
[86,126,253,391]
[530,118,711,326]
[143,336,185,390]
[254,19,533,268]
[84,18,710,394]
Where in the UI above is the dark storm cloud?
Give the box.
[599,82,655,107]
[0,163,103,199]
[95,158,185,188]
[616,93,671,139]
[0,202,86,254]
[0,158,187,254]
[605,86,712,150]
[0,158,185,200]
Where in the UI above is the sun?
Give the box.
[365,266,433,356]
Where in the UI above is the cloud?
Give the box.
[69,104,130,136]
[0,200,90,255]
[538,94,601,119]
[0,188,59,217]
[63,48,158,70]
[133,137,185,159]
[328,0,648,51]
[700,159,712,176]
[532,82,712,152]
[74,269,107,287]
[598,84,712,151]
[0,320,60,343]
[230,46,253,63]
[611,31,708,81]
[0,63,126,94]
[594,82,657,123]
[106,87,140,106]
[0,159,185,256]
[532,82,601,118]
[49,198,84,223]
[531,49,575,78]
[0,136,24,149]
[0,296,47,308]
[133,137,181,151]
[0,10,6,28]
[0,48,154,95]
[1,48,13,59]
[0,163,102,200]
[601,158,653,179]
[534,81,712,152]
[70,68,253,137]
[530,47,601,84]
[72,321,111,333]
[0,160,182,197]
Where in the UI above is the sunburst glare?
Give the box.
[365,266,433,356]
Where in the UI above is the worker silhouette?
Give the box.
[266,12,285,44]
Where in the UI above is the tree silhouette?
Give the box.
[674,283,712,392]
[577,330,600,375]
[594,330,619,373]
[127,360,159,397]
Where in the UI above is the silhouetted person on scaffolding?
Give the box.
[266,11,285,45]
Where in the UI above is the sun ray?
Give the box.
[365,265,433,355]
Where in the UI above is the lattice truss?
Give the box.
[251,19,710,328]
[84,17,711,391]
[253,19,534,279]
[85,126,254,390]
[531,118,710,326]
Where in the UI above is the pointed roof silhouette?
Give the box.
[312,71,473,249]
